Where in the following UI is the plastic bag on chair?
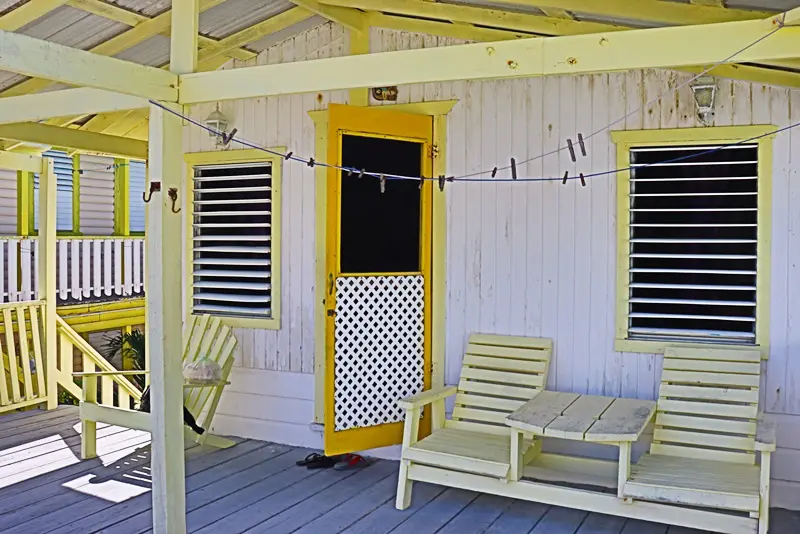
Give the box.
[182,357,222,385]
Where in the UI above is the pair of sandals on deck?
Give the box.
[296,452,370,471]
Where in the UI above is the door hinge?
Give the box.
[327,309,336,317]
[428,144,439,159]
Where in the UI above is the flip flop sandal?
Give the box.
[296,453,325,467]
[306,454,339,469]
[333,454,370,471]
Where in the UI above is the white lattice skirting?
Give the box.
[333,275,425,432]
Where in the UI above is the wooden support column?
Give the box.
[149,0,197,531]
[147,101,186,533]
[38,157,57,409]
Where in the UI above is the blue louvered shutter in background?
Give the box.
[129,160,147,233]
[34,150,74,232]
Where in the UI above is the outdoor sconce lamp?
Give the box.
[205,104,229,147]
[690,75,717,126]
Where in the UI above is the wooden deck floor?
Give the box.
[1,407,798,534]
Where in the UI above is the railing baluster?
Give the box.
[3,308,20,402]
[59,331,73,378]
[16,307,33,400]
[82,240,92,299]
[8,239,17,303]
[114,240,123,296]
[29,305,46,398]
[58,240,68,301]
[103,240,112,296]
[70,240,81,302]
[101,375,114,406]
[19,240,32,301]
[118,387,130,410]
[93,240,102,298]
[123,239,133,296]
[133,239,142,294]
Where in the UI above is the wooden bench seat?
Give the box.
[627,454,761,512]
[395,334,552,509]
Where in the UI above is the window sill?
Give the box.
[615,338,767,359]
[199,314,280,331]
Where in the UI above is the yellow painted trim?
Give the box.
[114,158,131,236]
[310,100,457,426]
[16,171,32,236]
[58,297,145,315]
[0,150,44,173]
[0,123,148,159]
[348,29,369,107]
[184,148,284,330]
[72,154,81,234]
[612,125,774,358]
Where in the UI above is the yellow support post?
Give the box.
[348,29,369,107]
[16,171,32,236]
[38,157,57,410]
[113,158,130,236]
[72,153,81,234]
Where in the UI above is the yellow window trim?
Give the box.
[21,151,83,236]
[612,125,775,358]
[184,148,285,331]
[309,99,458,425]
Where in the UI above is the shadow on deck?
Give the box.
[1,407,798,534]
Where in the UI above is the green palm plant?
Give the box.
[102,329,146,389]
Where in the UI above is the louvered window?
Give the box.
[192,162,272,319]
[34,150,74,232]
[625,143,758,345]
[129,160,147,233]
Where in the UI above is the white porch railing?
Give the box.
[0,237,145,305]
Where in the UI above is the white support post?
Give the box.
[38,158,57,410]
[147,101,186,534]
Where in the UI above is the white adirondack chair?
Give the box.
[395,334,552,510]
[622,346,775,534]
[77,314,238,459]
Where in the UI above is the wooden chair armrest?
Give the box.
[755,417,776,452]
[398,386,457,410]
[73,371,149,377]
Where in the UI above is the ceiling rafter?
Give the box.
[490,0,773,25]
[290,0,366,33]
[690,0,726,7]
[67,0,255,61]
[79,10,314,136]
[0,0,69,30]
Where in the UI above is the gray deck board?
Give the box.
[1,409,799,534]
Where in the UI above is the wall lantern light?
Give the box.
[690,75,717,126]
[205,104,229,147]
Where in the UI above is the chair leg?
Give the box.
[81,418,97,459]
[759,451,771,534]
[396,459,414,510]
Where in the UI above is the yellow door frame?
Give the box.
[309,99,458,451]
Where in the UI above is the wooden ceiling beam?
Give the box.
[290,0,365,33]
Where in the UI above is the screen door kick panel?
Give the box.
[333,275,425,431]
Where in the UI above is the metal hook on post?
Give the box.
[168,188,181,213]
[143,181,161,202]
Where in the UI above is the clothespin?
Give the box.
[578,133,587,157]
[567,139,576,163]
[562,171,569,185]
[358,169,364,179]
[347,168,353,177]
[579,173,586,187]
[438,175,446,191]
[284,151,293,160]
[221,128,238,146]
[491,167,498,178]
[510,158,517,180]
[307,158,315,168]
[380,174,386,193]
[419,178,424,190]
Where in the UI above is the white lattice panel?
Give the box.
[334,275,425,432]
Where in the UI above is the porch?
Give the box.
[2,407,798,534]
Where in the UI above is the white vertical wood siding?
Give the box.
[0,169,17,235]
[129,160,146,233]
[79,154,115,236]
[185,24,800,502]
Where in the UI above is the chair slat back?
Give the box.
[447,334,552,436]
[182,314,237,417]
[652,347,762,465]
